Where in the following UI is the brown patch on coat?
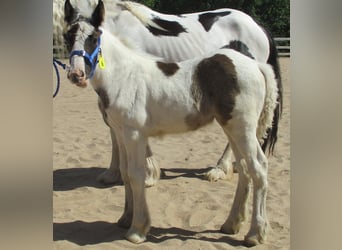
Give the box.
[156,61,179,76]
[198,11,231,32]
[95,87,110,110]
[189,54,240,127]
[147,17,187,36]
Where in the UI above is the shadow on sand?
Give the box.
[53,220,245,246]
[53,165,213,191]
[53,167,117,191]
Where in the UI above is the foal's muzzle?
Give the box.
[67,69,88,88]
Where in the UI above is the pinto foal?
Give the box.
[64,0,278,246]
[57,0,282,185]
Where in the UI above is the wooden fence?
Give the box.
[274,37,290,57]
[53,44,68,59]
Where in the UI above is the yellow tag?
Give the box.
[98,54,106,69]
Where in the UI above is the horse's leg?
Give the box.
[115,131,133,229]
[97,127,123,184]
[204,142,234,182]
[123,128,150,244]
[244,142,269,246]
[95,98,159,187]
[221,135,251,234]
[97,130,159,187]
[144,143,160,187]
[96,130,159,187]
[223,124,268,246]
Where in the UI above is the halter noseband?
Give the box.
[69,35,102,79]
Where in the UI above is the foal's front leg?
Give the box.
[115,131,133,229]
[123,128,151,244]
[97,128,160,187]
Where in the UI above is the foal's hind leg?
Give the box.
[244,143,269,246]
[204,143,234,182]
[221,136,251,234]
[225,128,268,246]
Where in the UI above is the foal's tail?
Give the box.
[257,62,279,154]
[261,28,283,154]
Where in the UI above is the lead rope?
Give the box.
[53,58,69,98]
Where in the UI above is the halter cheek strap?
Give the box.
[69,36,102,79]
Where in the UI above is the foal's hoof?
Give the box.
[244,225,267,246]
[144,177,158,187]
[220,221,241,235]
[125,231,146,244]
[96,169,123,185]
[244,234,265,247]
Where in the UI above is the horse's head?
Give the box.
[63,0,105,87]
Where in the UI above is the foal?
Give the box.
[64,0,278,246]
[58,0,282,185]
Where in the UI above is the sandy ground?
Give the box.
[53,57,290,249]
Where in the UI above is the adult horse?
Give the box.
[64,0,279,245]
[55,0,282,185]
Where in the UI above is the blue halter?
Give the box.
[69,36,102,79]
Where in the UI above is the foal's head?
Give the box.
[63,0,105,87]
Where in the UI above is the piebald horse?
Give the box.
[64,0,279,246]
[55,0,282,186]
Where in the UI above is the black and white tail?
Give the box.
[261,28,283,154]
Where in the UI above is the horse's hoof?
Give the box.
[220,221,241,235]
[96,169,123,185]
[204,166,233,182]
[144,177,158,187]
[244,233,265,247]
[244,224,267,246]
[125,231,146,244]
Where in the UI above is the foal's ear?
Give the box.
[91,0,105,28]
[64,0,77,25]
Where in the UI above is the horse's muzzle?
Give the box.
[67,69,88,88]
